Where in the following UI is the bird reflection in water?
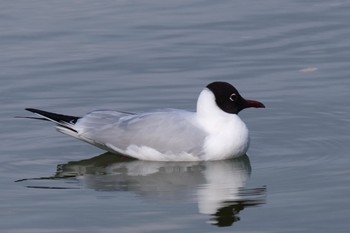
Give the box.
[16,152,266,227]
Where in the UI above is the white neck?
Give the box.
[195,88,250,160]
[196,89,233,132]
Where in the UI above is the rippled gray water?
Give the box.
[1,1,350,232]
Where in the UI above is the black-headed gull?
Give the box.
[25,82,265,161]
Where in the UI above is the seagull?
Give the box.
[25,82,265,161]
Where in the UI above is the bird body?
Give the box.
[25,82,264,161]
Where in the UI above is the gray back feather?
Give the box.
[75,109,207,156]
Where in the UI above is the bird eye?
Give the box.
[229,93,236,102]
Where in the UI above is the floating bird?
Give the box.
[25,82,265,161]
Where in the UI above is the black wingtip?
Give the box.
[25,108,80,124]
[25,108,39,114]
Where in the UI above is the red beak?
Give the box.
[244,99,265,109]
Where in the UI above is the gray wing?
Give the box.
[75,109,207,157]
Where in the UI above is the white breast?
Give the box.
[195,89,250,160]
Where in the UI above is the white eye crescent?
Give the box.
[229,93,236,101]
